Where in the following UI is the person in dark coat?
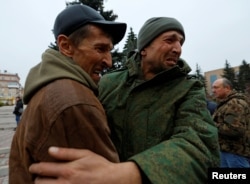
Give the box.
[13,96,23,125]
[206,99,217,115]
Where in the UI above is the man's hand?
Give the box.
[29,147,142,184]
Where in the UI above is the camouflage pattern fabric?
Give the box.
[213,91,250,157]
[98,53,220,184]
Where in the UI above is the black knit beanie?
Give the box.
[137,17,185,51]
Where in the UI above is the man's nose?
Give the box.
[103,53,112,68]
[172,41,182,55]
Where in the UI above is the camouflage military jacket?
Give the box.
[213,91,250,157]
[98,53,220,184]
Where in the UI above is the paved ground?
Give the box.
[0,105,16,184]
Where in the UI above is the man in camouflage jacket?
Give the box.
[98,55,220,183]
[245,79,250,106]
[212,78,250,167]
[99,18,220,183]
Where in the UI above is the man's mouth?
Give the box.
[166,59,177,66]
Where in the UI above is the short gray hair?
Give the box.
[222,78,233,89]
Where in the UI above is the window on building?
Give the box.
[210,75,217,87]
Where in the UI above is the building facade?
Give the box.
[0,71,23,105]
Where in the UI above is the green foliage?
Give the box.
[112,49,126,69]
[67,0,118,21]
[123,27,137,57]
[194,64,207,93]
[66,0,101,9]
[66,0,81,6]
[48,42,58,50]
[238,60,250,92]
[221,60,238,89]
[221,60,235,80]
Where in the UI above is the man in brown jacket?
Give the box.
[9,4,126,183]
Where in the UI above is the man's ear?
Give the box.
[57,35,74,57]
[140,49,146,56]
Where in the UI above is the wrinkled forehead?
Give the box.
[212,81,221,88]
[159,30,184,41]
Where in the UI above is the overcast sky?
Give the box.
[1,0,250,86]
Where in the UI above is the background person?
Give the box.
[13,96,23,126]
[212,78,250,168]
[206,99,217,115]
[9,4,126,183]
[245,78,250,105]
[29,17,220,184]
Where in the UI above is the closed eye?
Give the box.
[95,44,113,53]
